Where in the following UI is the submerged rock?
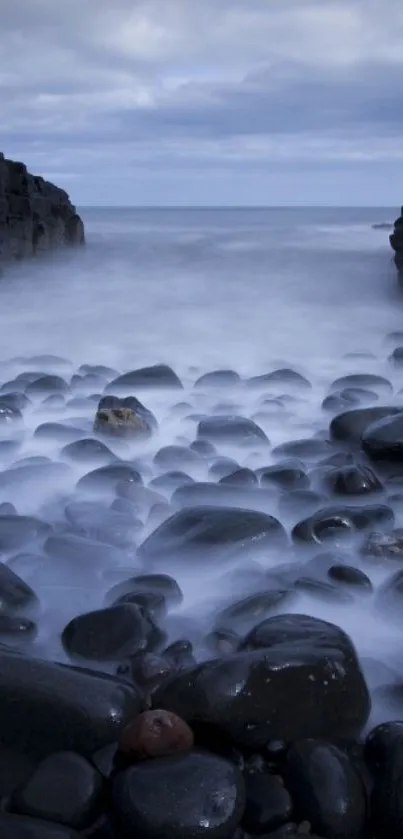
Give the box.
[106,364,183,392]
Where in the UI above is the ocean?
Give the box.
[0,206,402,727]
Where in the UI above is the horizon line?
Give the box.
[78,204,395,210]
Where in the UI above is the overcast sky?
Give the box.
[1,0,403,206]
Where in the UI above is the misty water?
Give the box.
[1,206,403,726]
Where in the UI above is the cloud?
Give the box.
[1,0,402,203]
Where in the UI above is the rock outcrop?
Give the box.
[0,152,84,265]
[389,206,403,274]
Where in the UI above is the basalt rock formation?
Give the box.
[0,152,85,265]
[389,206,403,275]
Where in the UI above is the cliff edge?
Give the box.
[0,152,84,264]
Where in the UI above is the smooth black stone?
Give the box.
[162,639,196,670]
[205,628,241,656]
[62,603,155,662]
[0,516,50,552]
[208,458,240,480]
[106,364,183,392]
[364,721,403,771]
[104,573,183,608]
[247,368,311,389]
[190,439,217,457]
[214,590,296,632]
[284,739,367,839]
[219,468,258,487]
[0,391,30,411]
[370,733,403,838]
[0,813,81,838]
[277,489,324,519]
[322,392,359,414]
[0,615,37,643]
[25,375,69,396]
[44,533,124,571]
[197,416,269,446]
[154,614,370,748]
[171,483,277,513]
[97,394,158,430]
[0,562,39,615]
[388,346,403,367]
[0,650,142,757]
[61,438,118,464]
[77,464,143,495]
[294,577,353,604]
[153,445,202,470]
[112,591,166,621]
[117,651,174,690]
[149,471,195,492]
[328,564,373,592]
[33,423,84,443]
[342,386,379,403]
[0,502,17,516]
[11,751,102,829]
[322,463,383,496]
[292,504,394,544]
[362,413,403,462]
[138,506,287,565]
[112,751,245,839]
[243,772,292,834]
[272,438,332,460]
[330,373,392,394]
[195,370,241,388]
[258,463,309,490]
[330,406,401,443]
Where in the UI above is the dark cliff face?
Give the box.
[390,207,403,275]
[0,152,85,264]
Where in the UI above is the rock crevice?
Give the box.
[0,152,84,264]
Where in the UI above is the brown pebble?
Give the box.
[119,709,194,760]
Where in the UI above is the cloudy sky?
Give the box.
[1,0,403,206]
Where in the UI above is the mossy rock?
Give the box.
[94,406,152,439]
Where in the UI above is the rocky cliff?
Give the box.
[390,206,403,274]
[0,152,84,264]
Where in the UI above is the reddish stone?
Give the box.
[119,709,194,760]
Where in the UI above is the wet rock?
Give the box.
[190,439,217,457]
[330,406,401,443]
[0,814,81,838]
[208,457,240,480]
[214,590,296,632]
[112,591,166,621]
[34,422,84,443]
[294,576,353,604]
[112,750,245,839]
[361,530,403,562]
[284,739,367,839]
[154,445,202,470]
[62,603,157,662]
[327,564,373,592]
[76,463,143,496]
[272,438,332,461]
[149,470,196,492]
[365,721,403,771]
[0,615,37,644]
[247,368,311,390]
[362,412,403,463]
[292,504,394,545]
[44,533,125,572]
[0,391,30,411]
[322,463,383,496]
[205,628,241,656]
[243,771,292,834]
[258,463,309,490]
[219,468,258,487]
[330,373,392,394]
[0,502,17,515]
[0,516,51,553]
[0,562,39,615]
[162,640,196,670]
[25,375,69,397]
[11,751,102,829]
[388,346,403,367]
[171,482,277,513]
[119,709,194,759]
[106,364,183,392]
[154,614,370,748]
[79,364,118,379]
[60,438,118,464]
[370,730,403,838]
[117,651,174,691]
[195,370,241,388]
[105,573,183,608]
[197,415,269,446]
[0,649,143,757]
[138,506,287,565]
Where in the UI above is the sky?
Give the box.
[1,0,403,206]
